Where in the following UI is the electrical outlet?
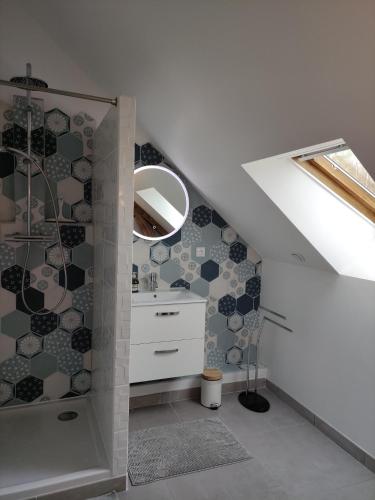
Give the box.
[196,247,206,257]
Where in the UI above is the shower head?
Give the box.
[10,75,48,89]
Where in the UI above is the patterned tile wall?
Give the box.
[133,143,262,372]
[0,96,94,407]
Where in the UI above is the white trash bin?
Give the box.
[201,369,223,409]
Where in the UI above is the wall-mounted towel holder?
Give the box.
[239,304,293,413]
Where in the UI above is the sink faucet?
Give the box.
[149,272,158,292]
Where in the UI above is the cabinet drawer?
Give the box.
[129,338,204,383]
[131,303,206,344]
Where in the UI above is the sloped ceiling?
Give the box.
[3,0,375,270]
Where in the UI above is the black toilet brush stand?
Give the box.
[238,389,270,413]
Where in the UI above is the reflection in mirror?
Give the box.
[133,165,189,240]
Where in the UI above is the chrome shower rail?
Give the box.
[0,78,117,106]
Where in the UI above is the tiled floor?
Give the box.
[121,389,375,500]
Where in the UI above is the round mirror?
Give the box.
[133,165,189,240]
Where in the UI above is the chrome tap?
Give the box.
[149,272,158,292]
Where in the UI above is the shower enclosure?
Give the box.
[0,67,134,499]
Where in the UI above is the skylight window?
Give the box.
[295,147,375,223]
[325,149,375,197]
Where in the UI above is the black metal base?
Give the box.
[238,391,270,413]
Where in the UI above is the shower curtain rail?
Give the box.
[0,78,117,106]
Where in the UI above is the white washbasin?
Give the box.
[132,290,207,306]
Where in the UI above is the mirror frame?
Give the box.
[133,165,190,241]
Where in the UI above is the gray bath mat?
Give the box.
[128,417,251,485]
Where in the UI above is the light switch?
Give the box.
[196,247,206,257]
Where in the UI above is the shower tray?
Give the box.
[0,397,111,500]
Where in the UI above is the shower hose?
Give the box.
[2,147,68,315]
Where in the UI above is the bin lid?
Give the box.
[202,368,223,381]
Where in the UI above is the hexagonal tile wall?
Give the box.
[59,308,84,333]
[208,313,227,335]
[44,329,72,355]
[163,230,182,247]
[140,143,164,165]
[16,375,43,402]
[229,242,247,264]
[72,283,93,314]
[71,201,92,223]
[0,152,15,178]
[16,153,41,177]
[59,264,85,291]
[60,225,85,248]
[16,333,43,358]
[71,328,92,353]
[30,353,58,379]
[57,132,83,161]
[71,369,91,394]
[212,210,227,228]
[57,349,83,376]
[170,279,190,289]
[0,380,14,405]
[190,277,209,298]
[160,260,184,284]
[46,244,71,270]
[237,294,254,315]
[1,265,30,294]
[131,141,262,373]
[57,177,84,207]
[72,243,93,270]
[0,97,94,407]
[150,242,170,265]
[209,242,229,264]
[44,153,71,182]
[218,294,236,316]
[16,287,44,315]
[226,346,243,365]
[45,108,70,136]
[0,355,29,383]
[13,95,43,130]
[221,226,238,246]
[1,310,30,338]
[31,311,58,336]
[235,260,256,282]
[246,275,261,298]
[0,334,16,363]
[72,157,92,182]
[181,219,202,244]
[192,205,212,227]
[227,312,244,333]
[200,260,219,282]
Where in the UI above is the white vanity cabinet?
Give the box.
[130,291,206,383]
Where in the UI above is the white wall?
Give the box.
[261,258,375,456]
[0,1,109,123]
[15,0,375,269]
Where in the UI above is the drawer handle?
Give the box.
[154,348,179,354]
[155,311,180,317]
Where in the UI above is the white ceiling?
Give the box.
[2,0,374,270]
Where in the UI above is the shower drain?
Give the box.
[58,411,78,421]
